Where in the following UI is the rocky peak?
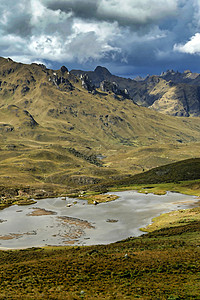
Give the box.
[94,66,111,76]
[60,66,68,74]
[161,69,177,76]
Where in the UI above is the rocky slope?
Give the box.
[71,67,200,117]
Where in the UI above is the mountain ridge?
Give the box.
[0,56,200,190]
[71,66,200,117]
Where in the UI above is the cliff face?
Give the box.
[71,67,200,117]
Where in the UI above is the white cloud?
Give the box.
[72,19,121,41]
[30,0,73,35]
[28,35,63,58]
[174,33,200,54]
[26,19,121,63]
[0,0,124,64]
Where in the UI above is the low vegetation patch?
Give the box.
[0,220,199,299]
[80,193,118,204]
[141,206,200,232]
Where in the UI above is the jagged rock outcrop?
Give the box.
[100,80,130,99]
[48,72,74,91]
[23,110,38,127]
[80,74,96,93]
[71,66,112,87]
[160,69,200,83]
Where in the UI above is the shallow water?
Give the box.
[0,191,198,249]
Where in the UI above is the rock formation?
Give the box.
[100,80,130,99]
[80,74,96,93]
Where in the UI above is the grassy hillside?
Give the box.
[98,158,200,200]
[0,57,200,193]
[111,158,200,186]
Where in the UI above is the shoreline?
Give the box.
[0,192,199,251]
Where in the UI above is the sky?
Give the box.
[1,0,200,78]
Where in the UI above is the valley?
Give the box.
[0,57,200,299]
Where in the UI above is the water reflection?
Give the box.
[0,191,198,249]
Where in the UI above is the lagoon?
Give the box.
[0,191,198,249]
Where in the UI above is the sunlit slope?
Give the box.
[0,57,200,188]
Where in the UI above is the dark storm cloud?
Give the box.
[46,0,99,20]
[45,0,178,27]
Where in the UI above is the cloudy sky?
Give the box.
[1,0,200,77]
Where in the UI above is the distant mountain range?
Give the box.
[71,67,200,117]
